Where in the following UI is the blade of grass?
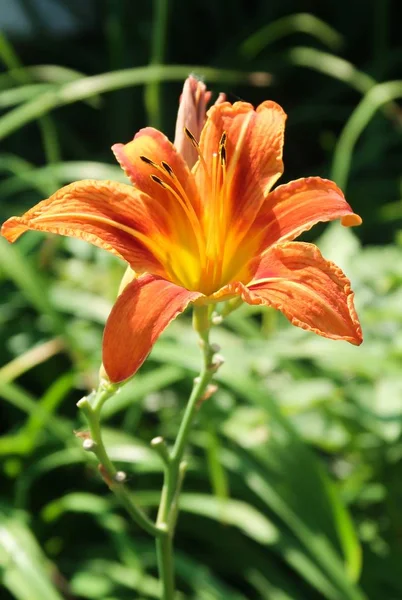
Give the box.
[0,237,63,332]
[0,33,61,166]
[0,238,88,373]
[144,0,170,128]
[0,83,56,108]
[0,160,126,199]
[331,80,402,190]
[0,380,71,453]
[0,338,64,384]
[0,63,271,141]
[241,13,343,58]
[285,46,375,95]
[0,510,64,600]
[0,65,101,108]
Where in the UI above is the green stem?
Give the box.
[156,525,175,600]
[154,305,216,598]
[78,304,218,600]
[78,389,160,538]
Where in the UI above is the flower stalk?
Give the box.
[78,304,219,599]
[77,389,161,539]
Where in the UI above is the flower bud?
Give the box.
[174,75,225,168]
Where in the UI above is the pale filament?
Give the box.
[140,155,206,266]
[184,127,211,182]
[203,130,229,292]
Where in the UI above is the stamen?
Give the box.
[219,144,227,167]
[161,161,174,177]
[150,174,167,187]
[140,155,157,167]
[150,171,205,264]
[219,131,227,147]
[184,127,199,147]
[184,126,210,179]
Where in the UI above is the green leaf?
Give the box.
[0,507,64,600]
[331,80,402,190]
[0,64,271,141]
[241,13,343,58]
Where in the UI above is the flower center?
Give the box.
[141,122,258,295]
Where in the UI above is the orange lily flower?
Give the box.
[1,94,362,383]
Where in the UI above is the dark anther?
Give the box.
[219,131,227,147]
[150,174,166,187]
[161,161,174,176]
[140,155,157,167]
[184,127,199,147]
[220,145,227,166]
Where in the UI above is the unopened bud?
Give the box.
[203,384,218,400]
[210,343,221,353]
[211,313,223,325]
[76,395,88,408]
[210,354,225,371]
[151,436,170,466]
[193,376,201,385]
[82,438,96,452]
[114,471,127,483]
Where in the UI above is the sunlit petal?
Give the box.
[209,242,362,344]
[113,126,201,218]
[196,100,286,230]
[245,242,362,344]
[103,275,202,382]
[253,177,362,250]
[1,179,170,276]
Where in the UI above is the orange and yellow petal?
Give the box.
[196,100,286,231]
[252,177,362,250]
[209,242,362,344]
[103,274,202,382]
[245,242,362,344]
[112,126,201,219]
[1,179,170,277]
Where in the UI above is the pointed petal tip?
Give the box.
[243,242,363,346]
[341,213,363,227]
[1,217,25,243]
[103,275,202,383]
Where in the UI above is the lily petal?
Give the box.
[210,242,362,344]
[112,127,201,218]
[246,242,362,344]
[196,100,286,229]
[103,275,202,382]
[1,179,170,277]
[253,177,362,250]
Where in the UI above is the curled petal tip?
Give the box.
[341,213,363,227]
[1,217,26,243]
[103,275,202,382]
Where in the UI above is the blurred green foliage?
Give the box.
[0,1,401,599]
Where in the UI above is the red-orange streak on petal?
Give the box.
[1,180,168,277]
[103,275,202,382]
[208,242,362,345]
[253,177,362,250]
[196,100,286,230]
[246,242,362,344]
[112,127,201,218]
